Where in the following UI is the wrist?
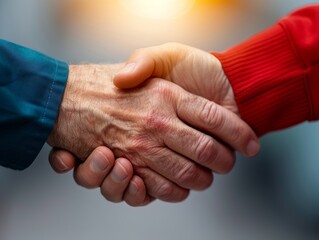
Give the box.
[217,69,239,117]
[47,63,123,157]
[47,64,82,148]
[207,53,239,117]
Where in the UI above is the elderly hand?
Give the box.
[47,63,258,203]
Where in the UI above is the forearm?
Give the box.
[214,5,319,136]
[0,40,68,169]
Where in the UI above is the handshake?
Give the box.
[48,43,260,206]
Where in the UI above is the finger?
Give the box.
[124,176,155,207]
[100,158,134,203]
[138,144,214,190]
[162,122,236,174]
[49,148,77,173]
[113,45,172,89]
[176,93,260,157]
[74,146,115,189]
[114,59,154,89]
[136,168,190,203]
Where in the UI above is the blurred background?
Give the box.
[1,0,319,239]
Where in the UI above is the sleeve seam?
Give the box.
[279,21,314,120]
[40,59,59,127]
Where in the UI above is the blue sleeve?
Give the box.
[0,39,68,170]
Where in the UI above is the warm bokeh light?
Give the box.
[119,0,195,20]
[56,0,257,58]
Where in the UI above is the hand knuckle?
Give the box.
[155,182,175,201]
[195,136,218,166]
[129,133,159,155]
[230,124,245,144]
[199,102,224,130]
[176,162,199,185]
[231,124,252,147]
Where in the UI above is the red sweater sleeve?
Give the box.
[214,5,319,136]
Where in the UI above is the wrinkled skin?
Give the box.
[48,63,258,202]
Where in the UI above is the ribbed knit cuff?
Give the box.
[214,24,313,136]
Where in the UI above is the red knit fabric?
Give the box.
[214,5,319,136]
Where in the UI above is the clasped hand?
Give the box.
[48,43,260,206]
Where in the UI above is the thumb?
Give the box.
[113,48,167,89]
[114,54,155,89]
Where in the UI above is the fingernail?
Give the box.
[128,182,138,195]
[120,63,136,74]
[246,140,260,157]
[111,161,128,183]
[56,155,69,172]
[90,155,109,173]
